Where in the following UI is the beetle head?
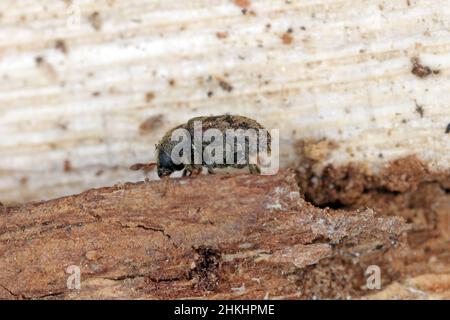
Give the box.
[157,149,184,178]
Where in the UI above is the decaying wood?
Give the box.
[365,273,450,300]
[0,170,410,299]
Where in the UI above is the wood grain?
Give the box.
[0,0,449,203]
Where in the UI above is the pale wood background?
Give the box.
[0,0,449,203]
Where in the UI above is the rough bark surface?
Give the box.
[295,152,450,300]
[0,170,410,299]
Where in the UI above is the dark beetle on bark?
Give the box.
[131,115,271,177]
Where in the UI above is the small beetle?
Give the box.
[131,115,271,178]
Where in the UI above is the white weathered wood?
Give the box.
[0,0,449,203]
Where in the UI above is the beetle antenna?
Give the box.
[129,162,157,172]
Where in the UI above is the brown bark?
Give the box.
[0,170,409,299]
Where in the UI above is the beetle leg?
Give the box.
[183,166,202,177]
[129,162,157,173]
[190,167,202,176]
[248,164,261,174]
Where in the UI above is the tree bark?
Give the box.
[0,170,409,299]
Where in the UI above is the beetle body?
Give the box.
[153,115,271,177]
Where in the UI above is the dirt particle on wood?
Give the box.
[446,123,450,134]
[168,79,176,87]
[56,122,69,131]
[55,39,68,54]
[217,78,233,92]
[414,101,424,117]
[411,57,439,78]
[35,56,44,65]
[281,30,294,45]
[216,31,229,39]
[63,160,72,172]
[89,11,102,31]
[20,176,28,185]
[234,0,251,9]
[302,139,338,162]
[139,114,165,134]
[34,56,57,79]
[145,91,155,102]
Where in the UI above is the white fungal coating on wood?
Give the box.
[0,0,449,203]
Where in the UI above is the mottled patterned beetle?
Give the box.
[131,115,271,178]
